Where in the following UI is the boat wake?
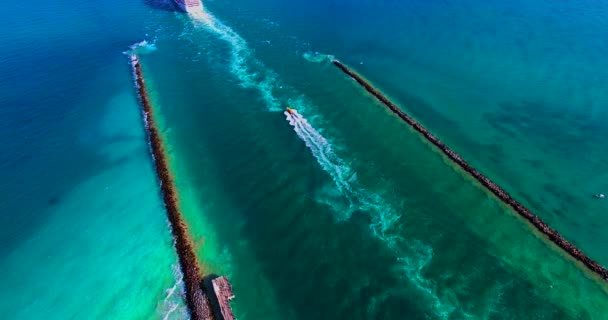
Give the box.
[187,6,282,111]
[284,108,404,242]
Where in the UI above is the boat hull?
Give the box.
[173,0,202,12]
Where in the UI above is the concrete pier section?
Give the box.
[331,59,608,281]
[129,54,236,319]
[204,276,236,320]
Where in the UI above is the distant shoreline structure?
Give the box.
[331,59,608,281]
[173,0,202,12]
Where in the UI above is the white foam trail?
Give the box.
[188,6,281,111]
[285,110,461,318]
[124,40,158,56]
[162,303,179,320]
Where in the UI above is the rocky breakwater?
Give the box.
[130,54,213,319]
[332,59,608,281]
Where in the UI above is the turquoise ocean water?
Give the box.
[0,1,186,319]
[2,0,608,319]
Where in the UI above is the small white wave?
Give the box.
[159,264,188,320]
[486,282,509,317]
[397,242,455,318]
[285,109,361,219]
[286,109,464,318]
[124,40,158,56]
[302,51,334,63]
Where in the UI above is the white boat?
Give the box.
[173,0,202,12]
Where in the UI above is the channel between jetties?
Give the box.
[130,54,236,320]
[331,59,608,281]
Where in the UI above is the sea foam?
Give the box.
[159,264,188,320]
[125,40,158,56]
[302,51,334,63]
[284,109,461,319]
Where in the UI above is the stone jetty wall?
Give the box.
[332,59,608,281]
[212,276,236,320]
[130,55,214,319]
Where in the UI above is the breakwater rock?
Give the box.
[130,55,213,319]
[332,59,608,281]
